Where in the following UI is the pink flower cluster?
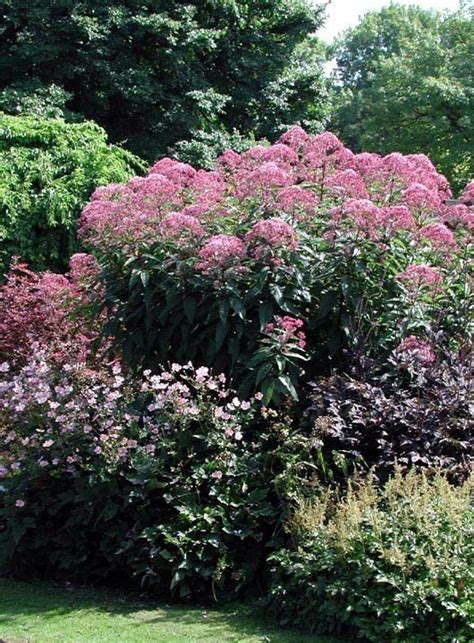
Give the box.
[265,316,306,349]
[395,336,436,366]
[419,223,455,249]
[160,212,204,240]
[397,264,443,292]
[245,218,298,256]
[78,126,472,273]
[195,235,246,273]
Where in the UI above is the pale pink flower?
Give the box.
[160,212,204,240]
[245,218,298,253]
[397,264,443,291]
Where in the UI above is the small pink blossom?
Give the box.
[245,218,298,255]
[397,264,443,291]
[160,212,204,240]
[396,336,436,366]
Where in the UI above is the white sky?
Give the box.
[319,0,462,42]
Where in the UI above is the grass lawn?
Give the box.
[0,578,340,642]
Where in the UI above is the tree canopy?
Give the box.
[0,1,329,162]
[331,3,473,192]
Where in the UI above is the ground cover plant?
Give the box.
[0,126,473,640]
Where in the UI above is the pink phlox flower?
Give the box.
[397,264,443,291]
[460,180,474,205]
[350,152,383,180]
[191,170,226,204]
[403,183,442,212]
[419,223,455,248]
[265,315,306,348]
[262,144,299,168]
[277,186,318,218]
[381,205,416,232]
[160,212,204,239]
[149,158,196,186]
[443,204,474,231]
[217,149,242,171]
[237,162,291,198]
[277,125,310,150]
[340,199,384,236]
[325,169,369,200]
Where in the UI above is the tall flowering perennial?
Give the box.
[71,127,473,399]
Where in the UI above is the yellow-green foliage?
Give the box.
[0,115,145,275]
[269,470,474,642]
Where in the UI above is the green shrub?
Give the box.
[1,357,312,599]
[268,470,474,642]
[0,115,145,275]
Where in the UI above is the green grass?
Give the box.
[0,579,340,642]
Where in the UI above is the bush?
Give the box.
[303,350,474,482]
[0,115,145,275]
[79,127,473,402]
[268,470,474,642]
[0,356,306,599]
[0,255,102,367]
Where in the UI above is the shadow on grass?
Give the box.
[0,578,342,642]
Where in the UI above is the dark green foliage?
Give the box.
[331,4,474,192]
[0,359,318,600]
[100,247,312,403]
[268,471,474,642]
[0,429,272,598]
[0,1,329,161]
[0,115,145,274]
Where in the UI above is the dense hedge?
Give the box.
[0,115,145,275]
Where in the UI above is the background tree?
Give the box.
[0,115,145,275]
[331,3,473,192]
[0,0,329,163]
